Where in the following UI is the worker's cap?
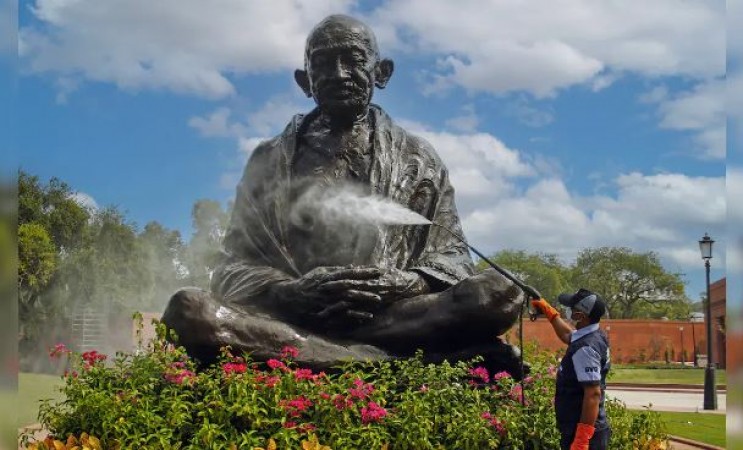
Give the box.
[557,288,607,321]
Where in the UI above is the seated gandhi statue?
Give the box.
[162,14,528,378]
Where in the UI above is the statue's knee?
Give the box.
[163,288,213,324]
[453,270,523,310]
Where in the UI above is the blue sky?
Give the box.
[17,0,732,303]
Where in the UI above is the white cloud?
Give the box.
[403,123,536,210]
[70,191,98,211]
[444,104,479,133]
[459,172,726,273]
[20,0,354,98]
[504,97,554,128]
[20,1,724,100]
[188,107,245,138]
[371,0,724,97]
[643,79,726,160]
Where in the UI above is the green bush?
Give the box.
[25,318,668,449]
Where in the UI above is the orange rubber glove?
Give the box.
[530,298,560,322]
[569,423,595,450]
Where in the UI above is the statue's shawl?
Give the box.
[212,105,475,307]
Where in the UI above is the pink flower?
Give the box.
[361,401,388,424]
[165,369,196,385]
[348,378,375,399]
[492,371,510,381]
[318,391,331,400]
[222,362,247,375]
[281,346,299,359]
[469,366,490,383]
[419,384,429,393]
[547,364,557,377]
[266,359,286,371]
[293,368,315,381]
[481,412,507,437]
[509,384,528,405]
[333,394,354,410]
[48,343,70,358]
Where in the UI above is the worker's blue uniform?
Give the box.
[555,323,611,449]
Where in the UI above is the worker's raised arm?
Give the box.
[531,298,575,344]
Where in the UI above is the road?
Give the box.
[607,387,727,413]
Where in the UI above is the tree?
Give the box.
[18,223,58,343]
[19,170,90,251]
[570,247,688,319]
[476,250,571,302]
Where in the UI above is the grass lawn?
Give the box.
[18,373,65,428]
[630,410,726,448]
[609,367,727,386]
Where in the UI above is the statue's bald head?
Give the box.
[304,15,380,65]
[295,15,393,126]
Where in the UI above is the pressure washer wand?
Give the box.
[430,223,544,321]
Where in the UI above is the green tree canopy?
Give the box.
[476,250,571,302]
[570,247,688,319]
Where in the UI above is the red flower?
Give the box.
[283,421,297,429]
[164,369,196,385]
[469,366,490,383]
[266,359,286,371]
[222,362,247,375]
[81,350,107,366]
[293,368,315,381]
[361,401,387,424]
[279,396,313,418]
[281,346,299,359]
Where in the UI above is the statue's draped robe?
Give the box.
[211,105,475,315]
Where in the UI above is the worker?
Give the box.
[531,288,611,450]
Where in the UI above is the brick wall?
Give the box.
[505,319,709,365]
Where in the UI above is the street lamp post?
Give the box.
[690,317,698,367]
[699,233,717,410]
[679,326,685,365]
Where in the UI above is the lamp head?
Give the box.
[699,233,714,260]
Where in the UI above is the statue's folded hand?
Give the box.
[319,268,429,303]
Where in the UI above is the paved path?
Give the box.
[607,387,727,413]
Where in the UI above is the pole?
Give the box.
[703,259,717,410]
[691,318,698,367]
[680,328,685,365]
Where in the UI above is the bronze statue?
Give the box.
[162,14,527,377]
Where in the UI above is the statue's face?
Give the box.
[306,30,378,120]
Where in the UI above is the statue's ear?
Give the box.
[294,69,312,97]
[374,58,394,89]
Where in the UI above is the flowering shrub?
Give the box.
[25,316,668,449]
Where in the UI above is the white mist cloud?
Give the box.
[70,191,98,211]
[371,0,724,97]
